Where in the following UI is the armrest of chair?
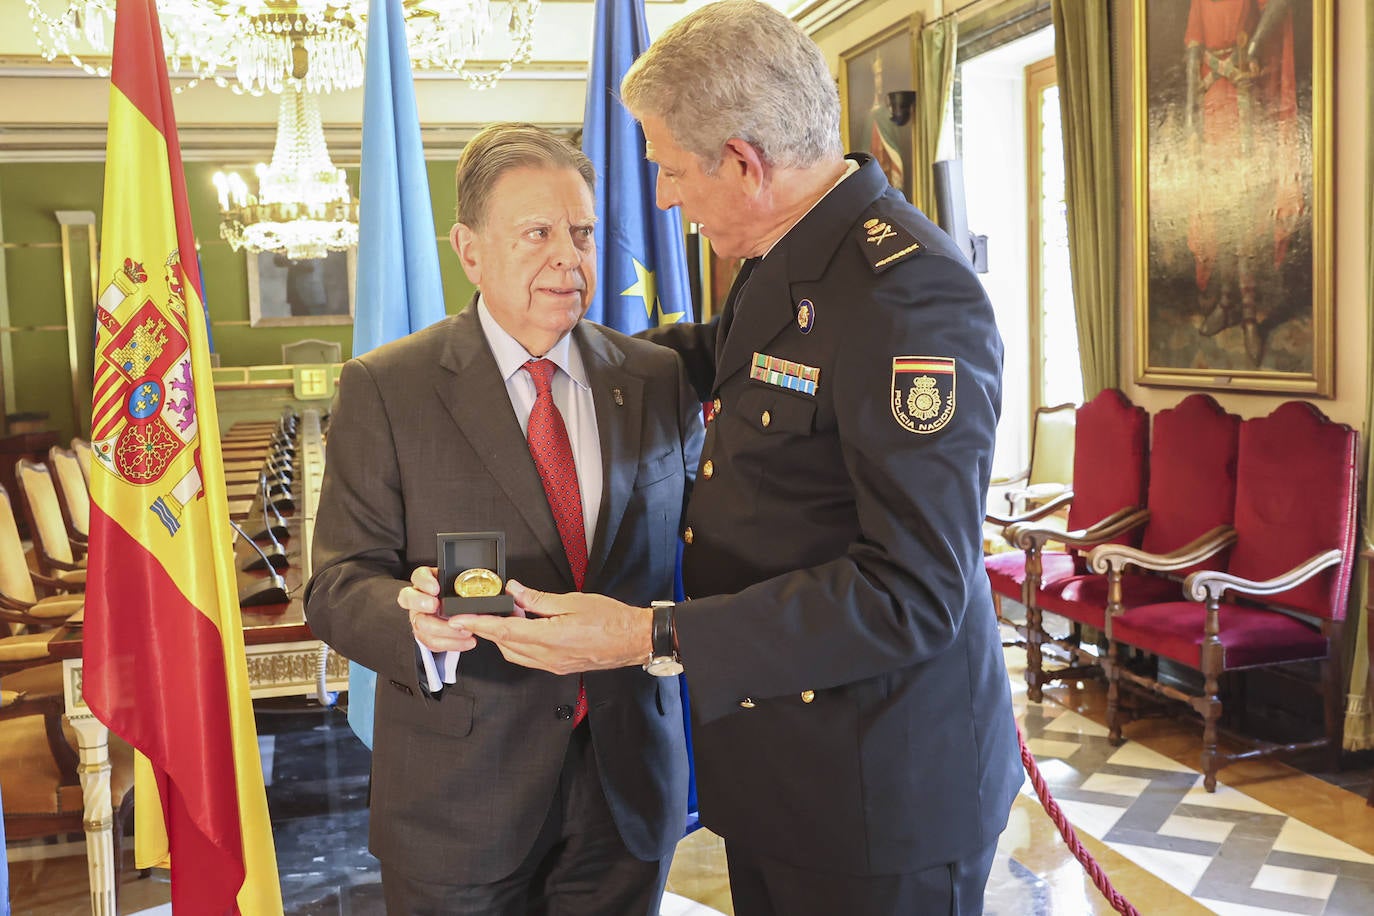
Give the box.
[36,550,83,572]
[1007,506,1148,553]
[30,570,80,595]
[989,468,1030,489]
[986,491,1074,529]
[1089,525,1237,576]
[1184,548,1344,604]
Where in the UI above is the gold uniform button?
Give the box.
[739,698,756,709]
[761,410,772,428]
[702,460,714,479]
[683,526,694,544]
[801,690,815,704]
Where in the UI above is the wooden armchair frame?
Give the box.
[1093,402,1356,791]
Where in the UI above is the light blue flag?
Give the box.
[347,0,447,749]
[581,0,700,830]
[581,0,693,332]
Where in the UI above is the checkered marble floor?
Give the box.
[1016,692,1374,915]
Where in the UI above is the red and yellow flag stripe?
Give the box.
[84,2,282,913]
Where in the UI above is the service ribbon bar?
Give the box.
[751,352,820,396]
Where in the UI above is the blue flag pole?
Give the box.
[346,0,447,749]
[581,0,699,832]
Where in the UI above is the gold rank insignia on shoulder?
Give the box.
[858,212,922,273]
[751,352,820,396]
[891,356,956,434]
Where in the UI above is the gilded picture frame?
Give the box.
[247,248,356,328]
[1133,0,1332,395]
[840,17,919,203]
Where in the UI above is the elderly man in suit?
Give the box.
[455,4,1021,915]
[305,122,703,915]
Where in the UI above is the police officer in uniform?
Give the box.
[455,3,1021,913]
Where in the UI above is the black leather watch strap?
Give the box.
[651,601,676,659]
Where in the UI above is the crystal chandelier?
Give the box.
[213,85,358,261]
[27,0,541,94]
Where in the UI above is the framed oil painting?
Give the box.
[247,247,356,328]
[840,18,918,203]
[1133,0,1332,395]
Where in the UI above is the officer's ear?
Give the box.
[720,138,768,197]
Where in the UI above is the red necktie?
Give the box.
[522,358,588,726]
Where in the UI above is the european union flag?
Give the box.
[581,0,693,332]
[582,0,700,832]
[347,0,447,749]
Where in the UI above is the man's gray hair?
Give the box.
[620,0,841,173]
[455,122,596,228]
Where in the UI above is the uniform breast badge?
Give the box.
[795,298,816,334]
[891,356,956,434]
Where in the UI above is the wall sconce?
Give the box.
[887,90,916,127]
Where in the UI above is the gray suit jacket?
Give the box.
[305,304,703,883]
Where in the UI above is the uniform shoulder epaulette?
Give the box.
[854,201,925,273]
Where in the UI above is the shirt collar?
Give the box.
[476,297,590,389]
[761,158,861,260]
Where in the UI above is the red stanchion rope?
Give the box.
[1017,722,1141,916]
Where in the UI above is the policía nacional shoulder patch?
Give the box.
[891,356,956,434]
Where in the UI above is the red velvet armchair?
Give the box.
[1037,394,1241,692]
[1096,402,1357,791]
[985,389,1149,701]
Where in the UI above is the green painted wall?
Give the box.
[0,158,476,444]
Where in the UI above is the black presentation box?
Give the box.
[437,531,515,617]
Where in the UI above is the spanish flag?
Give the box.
[84,1,282,911]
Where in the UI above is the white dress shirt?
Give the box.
[420,298,603,690]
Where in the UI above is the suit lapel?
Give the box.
[435,304,574,585]
[575,323,641,590]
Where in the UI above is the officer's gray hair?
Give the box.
[620,0,841,174]
[455,123,595,228]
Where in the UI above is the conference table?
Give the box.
[52,410,348,915]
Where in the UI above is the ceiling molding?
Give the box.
[0,121,581,163]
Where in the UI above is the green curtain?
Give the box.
[1343,12,1374,752]
[914,17,957,217]
[1051,0,1118,397]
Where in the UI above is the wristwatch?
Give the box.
[644,600,683,676]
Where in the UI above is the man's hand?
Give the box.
[453,580,652,674]
[398,566,477,653]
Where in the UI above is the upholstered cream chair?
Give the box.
[1,665,134,878]
[72,437,94,486]
[49,445,90,544]
[1,485,82,678]
[14,459,87,585]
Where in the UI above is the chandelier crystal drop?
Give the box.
[27,0,541,94]
[213,86,358,262]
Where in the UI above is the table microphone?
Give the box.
[230,518,289,607]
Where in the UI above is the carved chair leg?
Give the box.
[1200,655,1223,793]
[1106,640,1125,747]
[1025,602,1045,703]
[1023,548,1044,703]
[1320,654,1343,772]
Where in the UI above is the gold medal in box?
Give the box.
[437,532,515,617]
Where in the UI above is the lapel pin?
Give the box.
[612,387,624,406]
[796,298,815,334]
